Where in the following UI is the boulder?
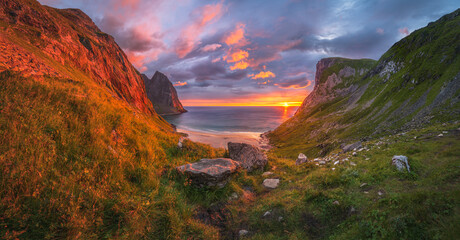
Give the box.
[263,179,280,189]
[176,158,240,187]
[228,142,268,172]
[296,153,308,165]
[392,155,410,172]
[342,141,362,153]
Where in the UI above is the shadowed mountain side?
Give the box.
[142,71,187,115]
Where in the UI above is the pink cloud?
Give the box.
[376,28,384,34]
[399,27,409,36]
[175,3,224,58]
[201,43,222,52]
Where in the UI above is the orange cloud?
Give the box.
[173,81,188,87]
[226,50,249,63]
[258,80,271,85]
[224,23,248,46]
[251,71,276,79]
[175,3,224,58]
[230,61,249,70]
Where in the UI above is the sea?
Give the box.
[163,106,298,148]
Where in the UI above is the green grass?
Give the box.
[227,123,460,239]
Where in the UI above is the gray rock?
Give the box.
[342,141,362,153]
[360,183,368,188]
[296,153,308,165]
[263,179,280,189]
[228,192,238,201]
[228,142,268,172]
[263,211,271,217]
[352,152,357,156]
[333,200,340,205]
[239,229,249,237]
[391,155,410,172]
[176,158,240,187]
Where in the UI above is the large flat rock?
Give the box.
[176,158,240,187]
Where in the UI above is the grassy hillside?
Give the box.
[270,9,460,159]
[227,122,460,239]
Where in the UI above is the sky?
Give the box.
[39,0,458,106]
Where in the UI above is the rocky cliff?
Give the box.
[270,9,460,157]
[143,71,187,115]
[0,0,154,115]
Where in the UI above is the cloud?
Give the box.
[399,27,409,36]
[98,14,165,53]
[173,81,188,87]
[275,80,311,89]
[223,23,248,46]
[201,43,222,52]
[376,28,384,34]
[174,2,224,58]
[251,71,276,79]
[225,50,249,63]
[230,61,249,70]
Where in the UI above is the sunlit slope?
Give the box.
[270,9,460,157]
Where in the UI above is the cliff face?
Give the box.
[143,71,187,115]
[270,9,460,157]
[0,0,154,115]
[297,57,375,113]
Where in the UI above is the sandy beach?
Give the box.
[177,128,262,149]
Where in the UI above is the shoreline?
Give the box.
[177,127,267,149]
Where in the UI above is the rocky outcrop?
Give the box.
[297,58,374,114]
[228,142,268,172]
[143,71,187,115]
[176,158,240,187]
[342,141,362,153]
[0,0,155,115]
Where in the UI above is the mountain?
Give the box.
[0,0,154,115]
[269,9,460,157]
[142,71,187,115]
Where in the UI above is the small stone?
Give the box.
[352,152,357,156]
[262,171,273,177]
[378,191,384,196]
[360,183,368,188]
[263,211,271,217]
[318,160,326,165]
[296,153,308,165]
[278,216,284,222]
[239,229,249,237]
[365,158,370,161]
[414,136,417,139]
[331,168,335,171]
[350,162,357,166]
[334,160,340,165]
[364,191,369,194]
[438,133,444,137]
[350,206,357,214]
[442,131,448,134]
[263,179,280,189]
[392,155,410,172]
[228,192,238,200]
[333,200,340,205]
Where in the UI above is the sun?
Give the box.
[283,102,289,107]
